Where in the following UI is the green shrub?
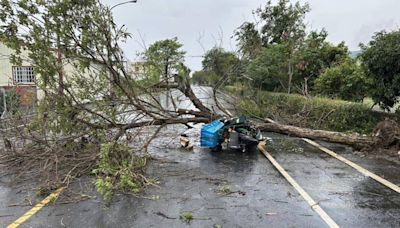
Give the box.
[314,59,372,102]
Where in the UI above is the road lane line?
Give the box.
[258,142,340,228]
[7,187,65,228]
[265,118,400,194]
[302,138,400,194]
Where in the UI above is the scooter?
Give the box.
[200,116,264,152]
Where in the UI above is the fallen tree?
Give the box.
[257,120,373,149]
[256,118,400,151]
[0,0,225,200]
[1,1,398,202]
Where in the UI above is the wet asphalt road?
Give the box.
[1,87,400,227]
[0,128,399,228]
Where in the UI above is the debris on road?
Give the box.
[200,116,264,152]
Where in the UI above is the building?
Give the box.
[128,60,147,81]
[0,43,38,110]
[0,42,108,113]
[0,42,177,116]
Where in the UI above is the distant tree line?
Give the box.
[192,0,400,111]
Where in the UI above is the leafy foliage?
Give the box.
[179,212,194,224]
[144,38,186,81]
[191,70,218,86]
[92,143,150,201]
[0,88,20,115]
[295,30,349,88]
[255,0,310,46]
[202,47,242,84]
[361,30,400,110]
[0,1,212,200]
[238,91,389,134]
[234,22,262,60]
[314,59,372,101]
[246,44,290,91]
[235,0,311,93]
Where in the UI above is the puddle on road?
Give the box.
[199,148,259,175]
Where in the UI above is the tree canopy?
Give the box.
[0,0,216,200]
[255,0,310,46]
[246,44,290,91]
[295,30,349,88]
[361,30,400,110]
[314,59,371,102]
[235,0,311,93]
[144,38,186,81]
[202,47,242,84]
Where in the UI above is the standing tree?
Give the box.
[235,0,310,93]
[257,0,310,94]
[256,0,310,46]
[314,58,372,102]
[191,71,218,86]
[202,47,242,84]
[234,22,262,60]
[361,30,400,110]
[246,44,290,91]
[144,38,186,82]
[295,30,349,93]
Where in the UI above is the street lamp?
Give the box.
[110,0,137,10]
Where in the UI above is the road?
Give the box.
[0,87,399,227]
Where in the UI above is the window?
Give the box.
[13,66,35,84]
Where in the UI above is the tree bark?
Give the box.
[256,121,373,149]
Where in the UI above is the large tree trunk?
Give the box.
[256,121,374,149]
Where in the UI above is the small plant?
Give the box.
[218,185,233,194]
[36,187,49,197]
[93,143,149,201]
[95,177,114,201]
[179,212,194,223]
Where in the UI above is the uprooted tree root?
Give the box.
[364,119,400,157]
[372,119,400,149]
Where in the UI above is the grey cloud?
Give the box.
[104,0,400,71]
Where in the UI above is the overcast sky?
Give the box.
[104,0,400,71]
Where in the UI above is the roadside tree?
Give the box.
[235,0,310,93]
[314,59,372,102]
[144,38,186,82]
[202,47,242,84]
[361,30,400,110]
[246,44,290,91]
[295,30,349,93]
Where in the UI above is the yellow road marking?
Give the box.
[258,142,340,228]
[7,187,65,228]
[302,138,400,193]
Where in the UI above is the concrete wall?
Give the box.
[0,43,104,103]
[128,61,147,80]
[0,43,33,87]
[0,43,38,107]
